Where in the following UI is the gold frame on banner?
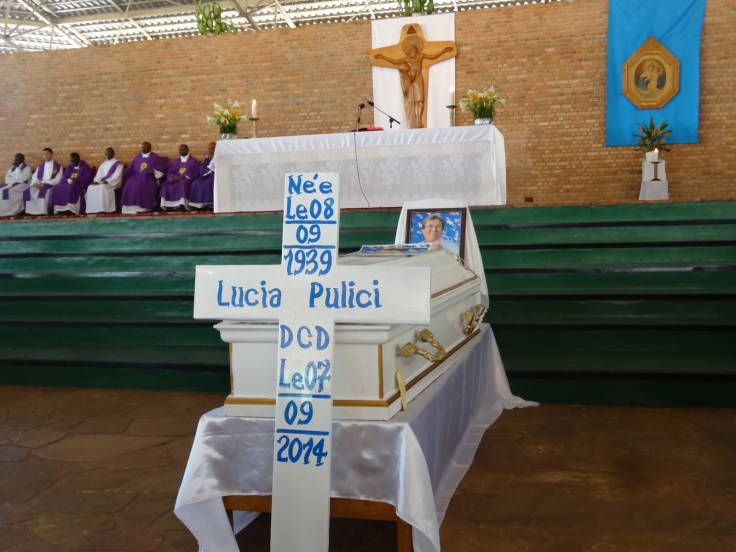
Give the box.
[623,36,680,109]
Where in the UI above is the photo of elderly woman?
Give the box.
[407,209,464,257]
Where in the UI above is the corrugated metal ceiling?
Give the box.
[0,0,558,54]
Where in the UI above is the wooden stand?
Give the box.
[224,495,413,552]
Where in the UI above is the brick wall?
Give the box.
[0,0,733,207]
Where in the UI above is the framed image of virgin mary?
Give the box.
[623,36,679,109]
[406,208,466,258]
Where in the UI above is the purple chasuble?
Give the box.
[121,152,168,210]
[189,158,215,205]
[160,156,200,202]
[53,161,93,209]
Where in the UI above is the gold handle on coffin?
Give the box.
[399,329,446,362]
[463,304,487,335]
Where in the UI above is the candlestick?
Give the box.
[251,99,257,119]
[249,117,259,138]
[446,104,456,127]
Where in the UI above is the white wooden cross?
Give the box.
[193,172,431,551]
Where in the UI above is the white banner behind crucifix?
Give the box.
[193,172,431,551]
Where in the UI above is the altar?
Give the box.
[175,324,535,552]
[211,126,506,212]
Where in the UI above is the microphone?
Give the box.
[366,100,401,128]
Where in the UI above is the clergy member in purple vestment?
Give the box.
[53,152,93,215]
[86,147,124,214]
[160,144,200,211]
[0,153,33,217]
[188,141,216,211]
[24,147,62,215]
[121,141,168,214]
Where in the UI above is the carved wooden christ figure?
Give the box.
[370,23,457,129]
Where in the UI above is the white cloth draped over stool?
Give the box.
[639,161,668,201]
[175,324,536,552]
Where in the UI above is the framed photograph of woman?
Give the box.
[405,208,466,258]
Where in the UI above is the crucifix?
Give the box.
[193,172,431,551]
[369,23,457,129]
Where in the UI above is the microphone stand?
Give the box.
[367,101,401,129]
[355,103,365,132]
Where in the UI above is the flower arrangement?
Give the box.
[207,99,246,136]
[459,86,506,121]
[633,117,672,152]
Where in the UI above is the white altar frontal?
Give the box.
[211,126,506,212]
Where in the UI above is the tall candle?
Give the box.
[653,148,659,162]
[449,87,455,106]
[251,99,257,118]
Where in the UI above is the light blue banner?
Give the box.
[606,0,707,146]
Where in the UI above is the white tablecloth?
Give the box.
[174,324,535,552]
[211,126,506,213]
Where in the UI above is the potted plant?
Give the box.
[459,86,505,125]
[207,99,246,139]
[633,117,672,161]
[195,0,237,35]
[398,0,434,17]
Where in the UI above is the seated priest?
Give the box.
[0,153,33,217]
[86,147,124,214]
[160,144,200,212]
[121,141,168,214]
[24,147,62,215]
[188,141,216,211]
[53,152,93,215]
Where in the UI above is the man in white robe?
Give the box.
[25,147,62,215]
[0,153,33,217]
[86,147,124,214]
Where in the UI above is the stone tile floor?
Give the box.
[1,385,735,551]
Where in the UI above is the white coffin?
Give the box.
[218,250,488,420]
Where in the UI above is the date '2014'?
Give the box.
[276,435,328,466]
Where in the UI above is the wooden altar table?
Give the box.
[211,126,506,213]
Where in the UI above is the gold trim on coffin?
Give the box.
[431,273,478,300]
[224,328,481,409]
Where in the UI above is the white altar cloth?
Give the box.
[211,126,506,213]
[174,324,534,552]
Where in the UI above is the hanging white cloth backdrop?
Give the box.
[371,14,456,130]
